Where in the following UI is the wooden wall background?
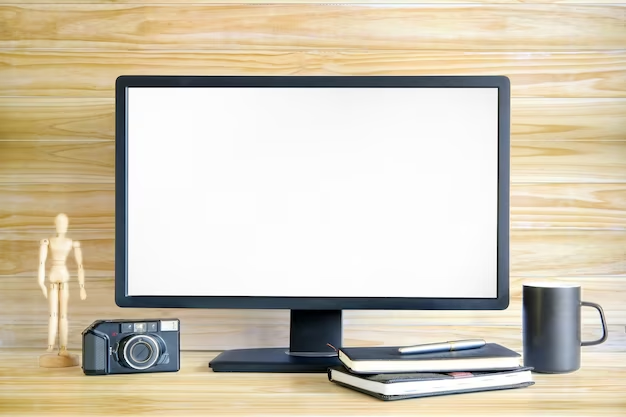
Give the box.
[0,1,625,354]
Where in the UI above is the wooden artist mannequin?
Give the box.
[38,213,87,367]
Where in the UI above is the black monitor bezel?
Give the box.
[115,75,510,310]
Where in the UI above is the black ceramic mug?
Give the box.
[522,282,608,373]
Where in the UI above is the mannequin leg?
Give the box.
[47,283,59,352]
[58,282,70,356]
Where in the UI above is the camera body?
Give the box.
[82,318,180,375]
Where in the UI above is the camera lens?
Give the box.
[118,334,163,370]
[130,341,153,363]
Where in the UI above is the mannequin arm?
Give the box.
[73,241,86,299]
[38,239,49,298]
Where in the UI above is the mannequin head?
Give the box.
[55,213,69,234]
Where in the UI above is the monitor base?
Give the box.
[209,309,343,372]
[209,347,341,372]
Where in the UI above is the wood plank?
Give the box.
[511,141,626,183]
[1,50,624,98]
[0,183,624,233]
[0,321,622,353]
[1,140,624,184]
[1,5,625,50]
[348,276,626,326]
[1,229,624,279]
[2,97,625,141]
[510,183,626,230]
[0,98,113,141]
[0,141,113,183]
[1,275,622,326]
[0,184,114,231]
[0,275,622,350]
[511,98,626,141]
[511,229,626,277]
[0,230,114,278]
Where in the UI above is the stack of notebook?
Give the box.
[328,343,534,401]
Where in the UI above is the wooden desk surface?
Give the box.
[0,349,624,416]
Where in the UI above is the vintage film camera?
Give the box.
[82,319,180,375]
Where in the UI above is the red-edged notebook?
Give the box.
[328,365,534,401]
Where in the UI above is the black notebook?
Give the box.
[338,343,521,374]
[328,365,534,401]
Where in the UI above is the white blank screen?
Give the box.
[127,87,499,298]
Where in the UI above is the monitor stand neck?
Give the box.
[209,310,343,372]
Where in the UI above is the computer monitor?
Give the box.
[115,75,510,373]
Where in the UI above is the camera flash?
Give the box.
[134,323,147,332]
[160,320,179,331]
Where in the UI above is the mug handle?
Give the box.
[581,301,608,346]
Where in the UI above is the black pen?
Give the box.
[398,339,486,354]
